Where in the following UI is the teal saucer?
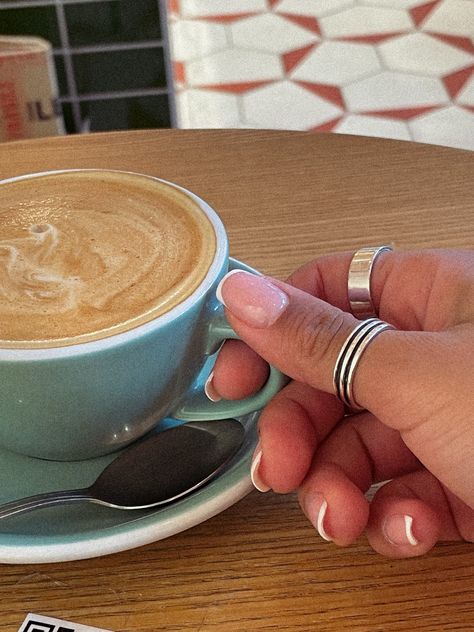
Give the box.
[0,411,258,564]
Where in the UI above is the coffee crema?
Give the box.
[0,170,216,348]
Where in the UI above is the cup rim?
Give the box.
[0,168,228,360]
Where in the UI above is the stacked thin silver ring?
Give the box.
[333,317,394,411]
[333,245,394,411]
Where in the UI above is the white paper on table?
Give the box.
[18,613,113,632]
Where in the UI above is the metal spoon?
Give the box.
[0,419,245,520]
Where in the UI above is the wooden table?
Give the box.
[0,130,473,631]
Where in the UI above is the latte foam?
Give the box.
[0,170,216,348]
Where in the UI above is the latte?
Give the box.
[0,170,216,348]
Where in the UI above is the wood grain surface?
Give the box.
[0,130,473,631]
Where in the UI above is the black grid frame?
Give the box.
[0,0,177,133]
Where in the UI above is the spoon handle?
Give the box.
[0,489,91,520]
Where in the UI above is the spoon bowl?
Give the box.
[0,419,245,520]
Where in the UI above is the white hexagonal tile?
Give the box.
[291,41,381,85]
[379,33,473,77]
[177,89,242,128]
[422,0,474,37]
[335,114,411,141]
[457,76,474,107]
[242,80,343,130]
[180,0,267,17]
[320,6,414,38]
[360,0,433,7]
[275,0,355,18]
[170,20,228,62]
[231,13,318,54]
[409,106,474,151]
[186,49,284,86]
[343,71,449,111]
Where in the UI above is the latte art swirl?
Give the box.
[0,171,216,348]
[1,223,83,310]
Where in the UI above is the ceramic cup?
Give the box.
[0,170,286,461]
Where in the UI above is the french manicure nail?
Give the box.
[216,271,289,328]
[215,269,241,306]
[204,371,221,402]
[250,449,271,493]
[310,493,332,541]
[383,514,418,546]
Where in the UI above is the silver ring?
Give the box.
[333,318,394,411]
[348,246,393,319]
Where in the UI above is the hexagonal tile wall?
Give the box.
[378,33,473,76]
[291,41,381,84]
[170,20,228,62]
[168,0,474,151]
[319,6,414,38]
[243,80,343,129]
[232,13,319,53]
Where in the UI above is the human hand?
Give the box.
[208,249,474,557]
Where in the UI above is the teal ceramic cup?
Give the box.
[0,170,286,461]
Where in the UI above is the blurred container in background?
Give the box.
[0,36,64,141]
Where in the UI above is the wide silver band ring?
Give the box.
[348,246,393,319]
[333,318,394,411]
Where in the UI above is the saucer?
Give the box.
[0,411,259,564]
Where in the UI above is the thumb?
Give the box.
[217,269,397,414]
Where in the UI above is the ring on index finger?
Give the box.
[348,245,393,319]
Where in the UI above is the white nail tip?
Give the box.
[204,371,221,402]
[250,450,270,493]
[316,499,332,542]
[215,269,248,305]
[404,515,418,546]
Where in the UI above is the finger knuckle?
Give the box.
[285,306,347,378]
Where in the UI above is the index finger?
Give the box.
[287,248,474,331]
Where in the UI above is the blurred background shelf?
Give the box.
[0,0,177,133]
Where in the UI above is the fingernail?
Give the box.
[215,269,241,304]
[216,271,289,328]
[204,371,221,402]
[250,449,271,493]
[383,514,418,546]
[309,493,332,541]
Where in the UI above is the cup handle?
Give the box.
[172,259,289,421]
